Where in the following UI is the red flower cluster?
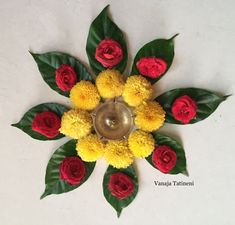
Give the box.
[55,64,77,91]
[95,38,123,68]
[32,111,61,138]
[108,172,134,200]
[152,145,177,173]
[136,57,167,78]
[172,95,197,124]
[59,157,86,185]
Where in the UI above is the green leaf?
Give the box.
[30,51,93,97]
[156,88,229,124]
[131,34,178,84]
[11,103,68,140]
[41,140,96,199]
[86,5,128,75]
[146,133,188,175]
[103,165,138,217]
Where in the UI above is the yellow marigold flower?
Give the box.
[96,69,125,98]
[128,130,155,158]
[135,101,165,132]
[70,80,101,110]
[76,134,105,162]
[59,109,92,139]
[104,141,133,169]
[122,75,153,107]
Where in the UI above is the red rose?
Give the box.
[95,38,123,68]
[32,111,61,138]
[152,145,177,173]
[55,64,77,91]
[172,95,197,124]
[59,157,86,185]
[108,172,134,200]
[136,57,167,78]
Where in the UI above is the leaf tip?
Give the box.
[28,51,37,59]
[117,209,122,218]
[169,33,179,41]
[28,50,34,56]
[223,94,232,100]
[11,123,19,128]
[101,4,110,14]
[40,190,50,200]
[182,169,189,177]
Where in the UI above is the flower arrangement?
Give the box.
[12,5,228,217]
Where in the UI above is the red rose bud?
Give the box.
[31,111,61,138]
[171,95,197,124]
[108,172,134,200]
[59,157,86,185]
[136,57,167,78]
[152,145,177,173]
[55,64,77,91]
[95,38,123,68]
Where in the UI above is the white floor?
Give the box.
[0,0,235,224]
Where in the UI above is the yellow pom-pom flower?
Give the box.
[70,80,101,110]
[104,141,133,169]
[135,101,165,132]
[128,130,155,158]
[59,109,92,139]
[96,69,125,98]
[76,134,105,162]
[122,75,153,107]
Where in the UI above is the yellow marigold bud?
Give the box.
[128,130,155,158]
[59,109,92,139]
[122,75,153,107]
[96,69,125,98]
[104,141,133,169]
[135,101,165,132]
[76,134,105,162]
[70,80,100,110]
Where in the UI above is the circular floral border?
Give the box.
[12,5,228,217]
